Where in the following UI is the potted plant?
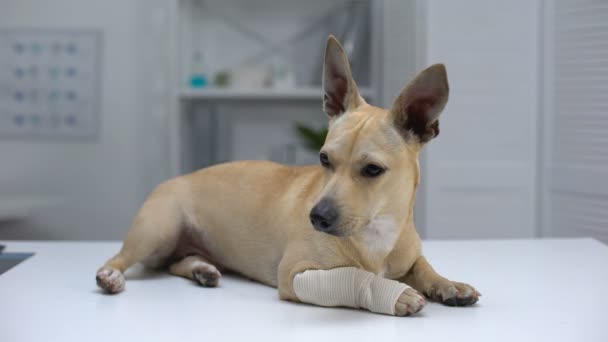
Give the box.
[294,123,328,153]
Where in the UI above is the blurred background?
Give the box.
[0,0,606,243]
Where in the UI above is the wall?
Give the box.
[0,0,413,241]
[421,0,540,239]
[0,0,170,240]
[0,0,544,241]
[379,0,427,235]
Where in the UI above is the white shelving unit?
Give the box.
[180,87,375,101]
[167,0,383,176]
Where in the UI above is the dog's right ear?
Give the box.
[323,35,363,118]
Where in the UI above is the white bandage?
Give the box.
[293,267,409,315]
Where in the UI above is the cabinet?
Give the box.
[168,0,382,174]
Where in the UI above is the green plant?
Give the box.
[294,123,328,152]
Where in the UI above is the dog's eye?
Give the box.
[319,152,331,168]
[361,164,385,177]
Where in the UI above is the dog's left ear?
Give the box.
[323,35,364,118]
[391,64,449,144]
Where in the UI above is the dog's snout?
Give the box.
[309,198,339,234]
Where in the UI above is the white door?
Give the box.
[542,0,608,243]
[421,0,540,239]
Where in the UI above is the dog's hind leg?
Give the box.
[96,181,186,294]
[169,255,221,287]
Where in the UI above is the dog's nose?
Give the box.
[309,198,339,233]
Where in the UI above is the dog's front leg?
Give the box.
[402,256,481,306]
[282,266,426,316]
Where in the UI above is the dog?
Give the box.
[96,36,480,316]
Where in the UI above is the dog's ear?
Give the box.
[323,35,363,118]
[391,64,449,144]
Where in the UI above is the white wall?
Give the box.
[0,0,544,241]
[379,0,427,234]
[421,0,540,239]
[0,0,170,239]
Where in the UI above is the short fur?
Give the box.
[96,36,480,315]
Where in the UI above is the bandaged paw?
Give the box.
[293,267,411,316]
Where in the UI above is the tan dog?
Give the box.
[96,36,480,316]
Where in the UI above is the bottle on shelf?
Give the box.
[190,50,208,88]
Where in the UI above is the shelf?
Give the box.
[179,87,375,101]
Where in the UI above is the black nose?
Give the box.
[309,198,339,233]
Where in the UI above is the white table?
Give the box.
[1,239,607,342]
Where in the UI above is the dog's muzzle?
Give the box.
[309,198,339,235]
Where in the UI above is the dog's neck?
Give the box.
[339,214,409,273]
[359,216,402,255]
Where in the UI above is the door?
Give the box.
[542,0,608,243]
[422,0,540,239]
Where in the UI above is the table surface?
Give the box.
[1,238,607,342]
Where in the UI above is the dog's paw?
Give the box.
[426,281,481,307]
[395,287,426,316]
[96,267,125,294]
[192,264,221,287]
